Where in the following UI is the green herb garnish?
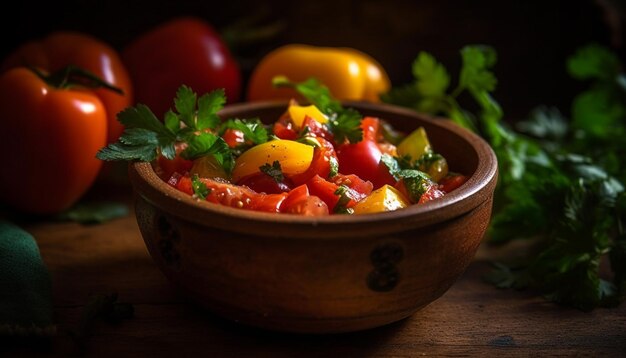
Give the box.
[97,85,234,173]
[273,76,363,143]
[220,118,269,146]
[384,44,626,310]
[328,156,339,178]
[260,160,284,183]
[381,154,432,202]
[333,185,355,214]
[191,174,210,200]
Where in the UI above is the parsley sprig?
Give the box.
[97,85,234,173]
[273,76,363,143]
[191,174,210,200]
[383,44,626,310]
[219,118,269,146]
[259,160,284,183]
[381,154,433,202]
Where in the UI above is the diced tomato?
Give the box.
[222,128,245,148]
[306,175,341,210]
[438,174,468,193]
[306,174,363,212]
[250,193,288,213]
[331,173,373,198]
[301,115,334,142]
[175,175,286,212]
[156,143,193,180]
[273,118,298,140]
[290,137,337,185]
[279,184,329,215]
[237,172,293,194]
[166,172,184,187]
[361,116,380,142]
[418,185,445,204]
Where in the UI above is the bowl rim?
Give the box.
[129,100,498,239]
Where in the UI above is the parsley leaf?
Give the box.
[273,76,363,143]
[174,85,197,127]
[330,108,363,143]
[191,174,210,200]
[260,160,284,183]
[412,51,450,96]
[567,44,621,81]
[197,89,225,130]
[273,76,342,113]
[328,156,339,178]
[384,44,626,309]
[98,85,234,175]
[459,45,498,93]
[220,118,268,145]
[333,185,355,214]
[381,154,432,202]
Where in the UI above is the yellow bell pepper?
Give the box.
[397,127,449,182]
[352,185,410,214]
[247,44,390,103]
[231,140,314,182]
[422,156,449,182]
[397,127,432,161]
[287,103,328,129]
[190,156,228,180]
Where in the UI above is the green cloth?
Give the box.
[0,220,54,335]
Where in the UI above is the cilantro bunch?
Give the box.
[383,44,626,310]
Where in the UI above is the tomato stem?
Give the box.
[29,65,124,95]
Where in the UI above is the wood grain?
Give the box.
[2,209,625,357]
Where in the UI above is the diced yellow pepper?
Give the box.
[231,140,314,183]
[287,104,328,129]
[190,156,228,180]
[352,185,410,214]
[424,157,449,182]
[397,127,431,162]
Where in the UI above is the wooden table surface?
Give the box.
[3,189,626,357]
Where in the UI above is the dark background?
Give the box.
[1,0,624,120]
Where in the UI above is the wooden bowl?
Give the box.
[129,101,498,333]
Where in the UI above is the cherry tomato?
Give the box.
[336,116,395,189]
[336,140,396,189]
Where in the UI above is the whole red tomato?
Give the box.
[1,32,133,143]
[123,17,242,117]
[336,117,396,189]
[0,68,107,214]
